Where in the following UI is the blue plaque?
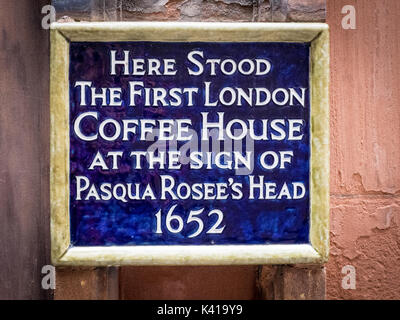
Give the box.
[50,23,329,265]
[69,41,310,246]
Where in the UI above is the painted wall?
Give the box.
[327,0,400,299]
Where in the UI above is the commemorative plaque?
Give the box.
[50,22,329,265]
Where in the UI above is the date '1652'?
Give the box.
[154,205,225,238]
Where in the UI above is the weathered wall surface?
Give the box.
[327,0,400,299]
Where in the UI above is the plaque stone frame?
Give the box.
[50,22,329,266]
